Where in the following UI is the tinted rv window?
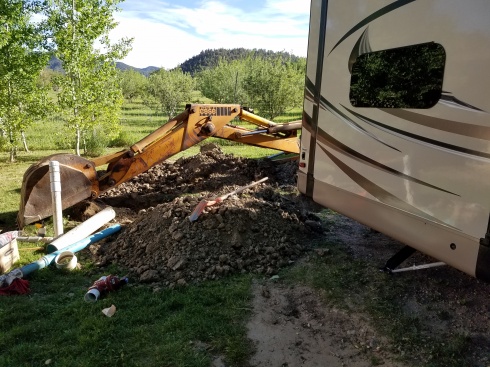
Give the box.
[349,42,445,109]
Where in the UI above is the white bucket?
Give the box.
[0,238,20,274]
[54,251,77,271]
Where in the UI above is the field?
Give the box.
[1,101,489,367]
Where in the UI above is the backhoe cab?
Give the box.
[18,104,300,228]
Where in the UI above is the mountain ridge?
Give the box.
[48,48,304,76]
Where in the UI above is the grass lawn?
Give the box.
[0,100,300,367]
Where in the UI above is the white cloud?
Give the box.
[110,15,209,69]
[111,0,310,68]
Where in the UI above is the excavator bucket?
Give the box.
[18,153,98,228]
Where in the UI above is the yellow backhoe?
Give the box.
[17,104,300,228]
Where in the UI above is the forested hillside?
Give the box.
[48,48,303,76]
[180,48,302,75]
[115,62,160,77]
[47,55,159,76]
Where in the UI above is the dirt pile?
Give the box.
[92,144,324,287]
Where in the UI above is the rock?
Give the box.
[305,220,323,233]
[140,269,159,283]
[172,259,186,271]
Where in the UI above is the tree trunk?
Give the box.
[21,130,29,152]
[9,146,17,163]
[76,126,81,156]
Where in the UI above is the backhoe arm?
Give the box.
[98,104,242,191]
[18,104,300,227]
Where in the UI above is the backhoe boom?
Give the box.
[18,104,300,228]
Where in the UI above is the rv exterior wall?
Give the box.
[300,0,490,281]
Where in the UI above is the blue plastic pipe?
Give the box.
[20,224,121,277]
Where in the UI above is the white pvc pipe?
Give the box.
[49,161,64,237]
[17,236,55,243]
[46,206,116,253]
[391,262,446,273]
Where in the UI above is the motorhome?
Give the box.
[298,0,490,281]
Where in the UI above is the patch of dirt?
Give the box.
[74,144,490,367]
[247,281,405,367]
[319,213,490,367]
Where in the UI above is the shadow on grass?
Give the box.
[0,211,18,231]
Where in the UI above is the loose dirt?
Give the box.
[86,144,324,288]
[74,144,490,367]
[246,281,407,367]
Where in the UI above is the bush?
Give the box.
[83,130,109,157]
[108,130,135,147]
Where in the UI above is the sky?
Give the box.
[110,0,311,69]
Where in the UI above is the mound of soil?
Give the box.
[89,144,324,287]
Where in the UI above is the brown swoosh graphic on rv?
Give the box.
[380,109,490,140]
[349,27,372,73]
[304,77,317,105]
[303,111,314,134]
[344,106,490,159]
[315,127,458,196]
[329,0,416,55]
[304,87,315,107]
[440,92,486,112]
[320,95,401,152]
[317,144,458,228]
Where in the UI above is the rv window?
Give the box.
[349,42,445,109]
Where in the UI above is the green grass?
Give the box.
[0,268,254,367]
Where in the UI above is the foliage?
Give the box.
[144,68,195,119]
[180,48,303,75]
[46,0,132,155]
[242,56,305,120]
[0,0,50,162]
[196,58,247,104]
[119,68,147,103]
[108,129,136,147]
[349,42,445,108]
[82,124,110,156]
[38,68,63,90]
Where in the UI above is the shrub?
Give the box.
[108,130,135,147]
[83,129,109,157]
